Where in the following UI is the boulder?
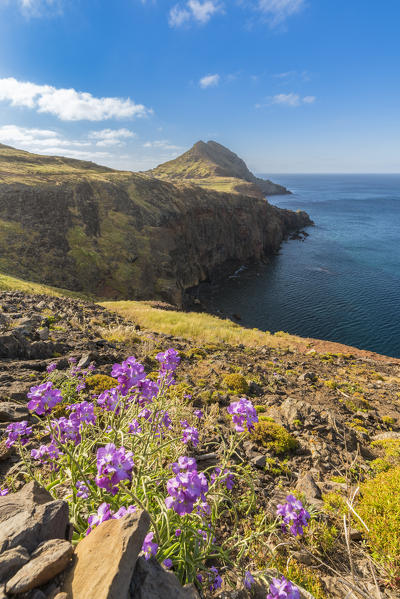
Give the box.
[5,539,73,595]
[0,546,29,583]
[296,472,322,501]
[62,510,150,599]
[0,402,30,423]
[0,481,69,553]
[130,557,198,599]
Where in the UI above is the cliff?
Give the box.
[0,143,311,305]
[147,140,290,198]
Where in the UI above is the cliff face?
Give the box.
[147,140,290,198]
[0,144,312,305]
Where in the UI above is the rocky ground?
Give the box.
[1,291,400,598]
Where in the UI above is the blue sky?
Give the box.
[0,0,399,173]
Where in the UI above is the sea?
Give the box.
[203,174,400,359]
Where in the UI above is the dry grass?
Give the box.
[101,300,301,349]
[0,271,88,299]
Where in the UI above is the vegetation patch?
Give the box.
[251,418,298,455]
[222,373,249,395]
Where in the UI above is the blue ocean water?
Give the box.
[207,174,400,358]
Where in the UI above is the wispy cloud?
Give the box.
[89,128,135,147]
[256,92,316,107]
[143,140,183,150]
[257,0,305,26]
[0,0,64,18]
[0,77,152,121]
[199,74,220,88]
[169,1,223,27]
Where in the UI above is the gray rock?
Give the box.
[6,539,73,595]
[131,557,197,599]
[251,454,266,469]
[38,328,49,341]
[299,371,318,382]
[279,398,313,426]
[30,591,47,599]
[0,402,30,423]
[77,352,97,369]
[372,431,400,441]
[0,546,30,583]
[296,472,322,501]
[0,481,69,553]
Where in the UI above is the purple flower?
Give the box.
[0,487,9,496]
[113,505,136,519]
[27,382,62,415]
[76,382,86,393]
[163,558,173,569]
[50,416,81,444]
[128,419,142,435]
[227,398,258,433]
[76,481,90,499]
[46,362,57,373]
[196,574,203,583]
[31,442,61,464]
[86,502,113,534]
[142,532,158,560]
[137,379,159,404]
[111,357,146,396]
[197,528,208,542]
[194,409,203,419]
[6,421,33,448]
[156,348,180,372]
[171,456,197,474]
[88,363,96,372]
[210,467,234,490]
[181,422,199,447]
[165,457,208,516]
[175,528,182,537]
[95,443,134,495]
[97,387,121,412]
[67,401,96,425]
[244,571,255,590]
[197,501,211,516]
[68,357,77,364]
[208,566,222,591]
[276,495,310,537]
[267,576,300,599]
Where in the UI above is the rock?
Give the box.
[292,550,314,566]
[299,371,318,382]
[0,334,27,359]
[77,352,97,369]
[249,381,263,396]
[349,528,362,541]
[0,546,30,583]
[6,539,73,595]
[250,454,266,469]
[53,594,68,599]
[0,441,11,462]
[372,431,400,441]
[296,472,322,501]
[38,328,49,341]
[62,510,150,599]
[279,397,313,426]
[0,481,69,553]
[130,556,197,599]
[30,591,47,599]
[0,402,30,423]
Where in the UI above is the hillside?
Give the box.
[147,140,290,198]
[0,288,399,598]
[0,143,311,305]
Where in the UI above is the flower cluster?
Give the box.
[86,502,136,534]
[244,571,255,589]
[76,481,90,499]
[211,467,234,490]
[46,362,57,373]
[111,356,146,396]
[31,442,61,464]
[0,487,9,496]
[227,398,258,433]
[165,457,208,516]
[208,567,222,591]
[180,420,199,447]
[97,387,121,412]
[276,495,310,537]
[6,421,33,448]
[66,401,96,426]
[27,382,62,415]
[142,532,158,560]
[157,349,180,386]
[267,576,300,599]
[95,443,134,495]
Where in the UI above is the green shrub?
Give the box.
[86,374,118,395]
[251,420,298,455]
[222,373,249,395]
[357,466,400,584]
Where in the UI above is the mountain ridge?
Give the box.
[146,140,290,198]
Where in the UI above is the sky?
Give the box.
[0,0,399,173]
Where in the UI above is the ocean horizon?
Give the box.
[203,173,400,359]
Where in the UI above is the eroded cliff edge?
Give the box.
[0,144,312,305]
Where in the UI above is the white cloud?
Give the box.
[0,125,89,148]
[255,92,316,108]
[0,77,152,121]
[199,74,220,88]
[143,140,183,150]
[89,128,135,147]
[0,0,63,18]
[257,0,305,25]
[169,0,222,27]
